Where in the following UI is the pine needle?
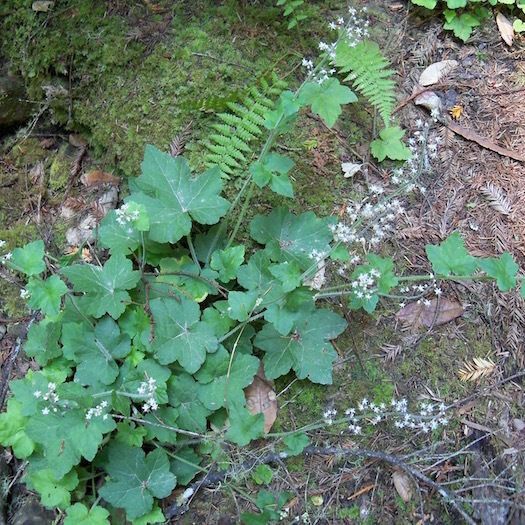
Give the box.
[481,183,512,216]
[458,357,497,382]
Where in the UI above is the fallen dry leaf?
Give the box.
[341,162,362,178]
[244,365,277,433]
[392,471,413,502]
[388,3,404,10]
[396,298,464,330]
[60,197,86,219]
[39,137,56,149]
[449,105,463,120]
[447,121,525,162]
[69,133,88,148]
[64,246,93,262]
[80,170,120,187]
[496,12,514,46]
[419,60,458,86]
[414,90,442,115]
[32,1,54,12]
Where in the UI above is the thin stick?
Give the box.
[164,445,476,524]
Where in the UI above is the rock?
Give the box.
[0,75,33,129]
[66,214,97,246]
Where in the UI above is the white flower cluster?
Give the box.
[397,275,443,308]
[390,119,441,194]
[115,203,140,226]
[318,41,337,59]
[344,6,370,47]
[86,400,109,421]
[303,8,369,84]
[323,408,337,425]
[0,240,5,249]
[34,382,60,415]
[391,398,448,433]
[333,197,405,249]
[328,8,369,47]
[138,377,158,413]
[291,511,311,524]
[19,288,30,299]
[301,58,314,72]
[350,268,381,300]
[341,398,448,435]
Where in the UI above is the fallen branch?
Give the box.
[165,445,476,524]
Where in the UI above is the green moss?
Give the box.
[6,139,48,167]
[48,145,70,193]
[393,324,491,400]
[0,223,39,317]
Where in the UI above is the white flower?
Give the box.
[301,58,314,70]
[0,240,5,248]
[34,390,42,398]
[42,407,50,415]
[20,289,30,299]
[115,203,140,226]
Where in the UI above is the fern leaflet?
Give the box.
[202,73,287,178]
[335,40,396,126]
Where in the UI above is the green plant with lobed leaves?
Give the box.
[411,0,525,40]
[1,27,525,525]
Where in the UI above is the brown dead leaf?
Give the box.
[39,137,56,149]
[60,197,86,219]
[446,121,525,162]
[449,105,463,120]
[392,471,413,502]
[496,12,514,46]
[396,298,464,329]
[80,170,120,187]
[419,60,458,86]
[244,365,277,433]
[69,134,88,148]
[64,246,93,262]
[388,3,404,11]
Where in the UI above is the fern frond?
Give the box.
[217,113,242,127]
[202,73,287,178]
[458,357,496,382]
[336,40,396,126]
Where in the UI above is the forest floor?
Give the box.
[1,1,525,524]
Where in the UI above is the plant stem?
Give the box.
[315,274,491,300]
[218,311,265,343]
[225,180,255,249]
[186,233,201,270]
